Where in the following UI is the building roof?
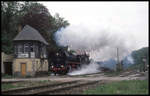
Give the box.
[13,25,48,45]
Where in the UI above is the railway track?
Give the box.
[2,80,24,84]
[2,80,99,95]
[44,80,99,95]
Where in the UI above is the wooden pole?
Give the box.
[117,48,119,64]
[116,48,120,71]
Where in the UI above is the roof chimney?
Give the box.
[18,25,22,33]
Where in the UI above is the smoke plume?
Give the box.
[68,61,100,75]
[54,24,136,75]
[122,53,135,69]
[126,54,134,64]
[55,24,135,61]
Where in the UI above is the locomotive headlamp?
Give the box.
[61,65,64,67]
[51,66,54,68]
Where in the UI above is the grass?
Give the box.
[1,82,29,90]
[2,74,15,79]
[39,80,51,83]
[84,80,148,95]
[127,63,148,72]
[1,84,19,90]
[1,80,58,91]
[104,71,123,77]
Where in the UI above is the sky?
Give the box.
[39,1,148,61]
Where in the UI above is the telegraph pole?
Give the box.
[117,48,119,65]
[116,48,121,71]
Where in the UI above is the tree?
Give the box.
[19,2,70,71]
[20,2,51,32]
[1,1,70,54]
[128,47,149,71]
[20,2,70,53]
[1,1,22,54]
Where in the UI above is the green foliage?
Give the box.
[132,47,148,65]
[128,47,149,71]
[1,1,70,54]
[1,1,35,54]
[20,3,69,53]
[1,1,21,54]
[84,80,148,94]
[2,74,14,78]
[104,71,121,77]
[2,84,18,90]
[25,75,32,78]
[39,80,51,83]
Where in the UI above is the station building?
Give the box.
[13,25,49,77]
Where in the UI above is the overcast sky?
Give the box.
[39,1,148,51]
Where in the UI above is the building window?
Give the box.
[28,42,34,52]
[41,46,47,58]
[14,45,17,54]
[30,44,34,52]
[43,47,47,58]
[24,43,29,53]
[18,44,23,53]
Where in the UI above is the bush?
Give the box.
[2,74,14,78]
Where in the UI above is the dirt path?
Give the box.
[2,71,148,83]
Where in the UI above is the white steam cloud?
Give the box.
[68,61,100,75]
[126,54,134,64]
[54,24,136,75]
[55,25,136,75]
[52,2,148,75]
[55,24,135,61]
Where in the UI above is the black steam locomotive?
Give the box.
[49,49,90,75]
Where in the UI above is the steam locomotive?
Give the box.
[49,48,90,75]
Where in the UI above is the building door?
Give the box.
[21,63,26,76]
[4,62,12,75]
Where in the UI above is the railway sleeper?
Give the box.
[2,80,79,95]
[33,81,99,95]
